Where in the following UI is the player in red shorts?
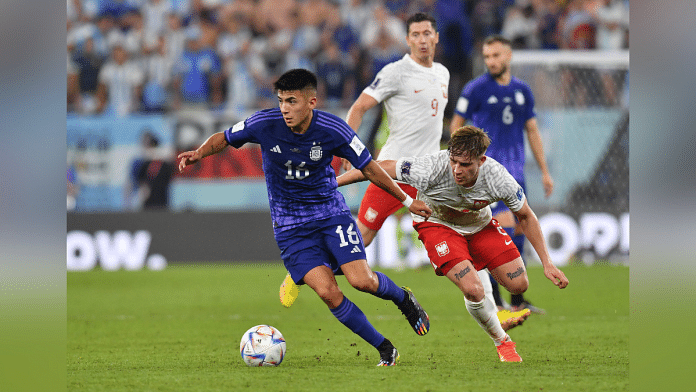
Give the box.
[336,125,569,362]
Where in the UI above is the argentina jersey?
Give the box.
[224,108,372,233]
[455,73,536,182]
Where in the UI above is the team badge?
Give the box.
[435,241,450,257]
[310,145,322,161]
[515,90,525,105]
[401,161,411,176]
[473,200,490,210]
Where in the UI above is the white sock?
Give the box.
[477,269,493,301]
[465,295,507,345]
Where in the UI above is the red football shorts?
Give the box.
[413,219,521,276]
[357,182,418,231]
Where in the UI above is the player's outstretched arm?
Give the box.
[513,200,569,289]
[336,160,397,186]
[342,93,380,171]
[178,132,229,172]
[449,113,466,135]
[525,118,554,198]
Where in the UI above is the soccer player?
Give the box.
[336,125,569,362]
[450,35,554,315]
[178,69,432,366]
[279,14,529,330]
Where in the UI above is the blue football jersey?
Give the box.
[454,73,536,182]
[224,108,372,233]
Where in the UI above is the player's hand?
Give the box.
[341,158,352,172]
[178,150,203,172]
[542,173,554,198]
[543,263,568,289]
[409,200,432,221]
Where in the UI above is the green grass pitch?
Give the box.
[68,263,628,391]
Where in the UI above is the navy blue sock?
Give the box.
[374,271,406,304]
[330,296,385,348]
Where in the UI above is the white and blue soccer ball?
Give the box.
[239,325,287,367]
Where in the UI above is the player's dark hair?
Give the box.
[448,125,491,158]
[406,13,436,34]
[483,35,512,48]
[273,69,318,93]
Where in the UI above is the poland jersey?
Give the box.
[395,151,525,235]
[225,108,372,234]
[363,54,449,161]
[454,73,535,182]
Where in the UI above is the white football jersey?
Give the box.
[395,151,526,235]
[363,54,449,160]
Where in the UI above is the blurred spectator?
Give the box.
[432,0,474,118]
[141,35,174,113]
[164,13,187,65]
[501,1,540,49]
[316,41,356,110]
[67,54,81,113]
[321,2,360,61]
[96,42,145,115]
[72,37,105,114]
[471,0,506,45]
[559,0,596,49]
[142,0,170,40]
[361,4,408,52]
[172,26,223,110]
[126,131,175,210]
[121,9,146,56]
[365,26,404,81]
[537,0,562,49]
[67,164,79,211]
[341,0,373,36]
[592,0,628,50]
[99,0,138,20]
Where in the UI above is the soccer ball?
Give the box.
[239,325,287,367]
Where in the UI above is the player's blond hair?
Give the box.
[448,125,491,158]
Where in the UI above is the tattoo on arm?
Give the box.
[454,266,471,280]
[506,267,525,280]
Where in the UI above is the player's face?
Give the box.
[277,89,317,133]
[449,152,486,187]
[482,42,512,79]
[406,21,438,62]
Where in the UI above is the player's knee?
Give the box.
[348,274,378,293]
[462,281,485,302]
[507,276,529,295]
[314,284,343,307]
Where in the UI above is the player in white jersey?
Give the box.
[335,125,569,362]
[279,13,450,308]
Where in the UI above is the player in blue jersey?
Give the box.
[450,36,554,315]
[177,69,432,366]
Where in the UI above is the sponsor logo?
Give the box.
[505,239,513,245]
[365,208,378,223]
[271,145,282,153]
[401,161,411,176]
[350,245,361,253]
[487,95,498,104]
[291,148,301,153]
[435,241,450,257]
[515,90,525,105]
[67,230,166,271]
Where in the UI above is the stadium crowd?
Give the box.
[67,0,629,117]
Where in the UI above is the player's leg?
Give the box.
[479,269,529,331]
[414,221,520,361]
[494,205,545,314]
[488,257,529,297]
[301,263,399,366]
[341,259,429,336]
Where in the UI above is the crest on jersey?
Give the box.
[515,90,525,105]
[310,145,322,161]
[401,161,412,176]
[435,241,450,257]
[473,200,490,210]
